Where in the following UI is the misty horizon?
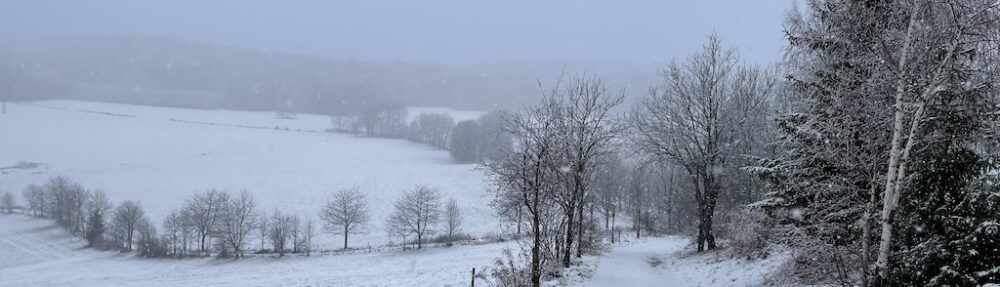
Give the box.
[1,0,789,65]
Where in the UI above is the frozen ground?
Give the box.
[0,214,514,287]
[583,237,787,287]
[0,100,496,249]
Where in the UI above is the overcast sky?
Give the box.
[1,0,792,65]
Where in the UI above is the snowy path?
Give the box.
[584,237,686,287]
[585,237,787,287]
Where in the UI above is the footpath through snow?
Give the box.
[585,237,786,287]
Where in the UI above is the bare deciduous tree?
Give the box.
[550,76,624,265]
[268,209,292,256]
[320,188,369,249]
[217,191,258,258]
[388,185,441,249]
[163,209,184,256]
[184,189,226,254]
[1,191,14,213]
[632,34,774,251]
[21,184,45,217]
[485,94,562,287]
[111,200,144,251]
[444,198,462,245]
[301,220,315,256]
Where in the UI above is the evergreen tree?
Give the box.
[751,0,1000,285]
[85,208,106,247]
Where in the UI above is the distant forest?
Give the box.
[0,35,653,114]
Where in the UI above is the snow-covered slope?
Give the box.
[0,214,513,287]
[0,214,102,270]
[0,100,496,249]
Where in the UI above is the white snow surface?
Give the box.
[0,214,513,287]
[583,237,787,287]
[0,100,496,249]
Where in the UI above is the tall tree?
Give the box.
[217,191,258,258]
[550,76,624,265]
[184,190,226,254]
[443,198,463,245]
[751,0,1000,285]
[868,1,1000,283]
[111,201,144,251]
[0,191,14,213]
[632,34,775,251]
[388,185,442,249]
[320,188,369,249]
[485,93,562,287]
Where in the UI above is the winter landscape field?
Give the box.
[0,101,784,286]
[4,0,1000,286]
[0,100,494,248]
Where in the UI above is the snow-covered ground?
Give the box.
[583,237,787,287]
[0,100,496,249]
[0,214,513,286]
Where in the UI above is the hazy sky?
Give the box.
[1,0,792,65]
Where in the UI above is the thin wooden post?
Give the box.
[471,267,476,287]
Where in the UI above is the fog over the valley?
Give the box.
[0,0,788,111]
[4,1,1000,287]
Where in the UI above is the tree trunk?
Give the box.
[873,3,921,283]
[610,209,616,243]
[576,200,586,258]
[344,228,349,249]
[562,200,576,268]
[529,196,542,287]
[516,205,522,235]
[861,179,879,287]
[703,171,718,250]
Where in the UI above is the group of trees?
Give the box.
[8,177,475,261]
[469,1,994,287]
[1,190,15,213]
[331,104,514,164]
[746,0,1000,286]
[485,75,633,286]
[329,102,409,138]
[631,34,777,252]
[483,1,1000,287]
[480,48,774,286]
[11,177,367,259]
[16,177,157,254]
[157,189,322,258]
[385,185,465,249]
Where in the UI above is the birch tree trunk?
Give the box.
[872,3,921,283]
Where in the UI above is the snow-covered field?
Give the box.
[0,214,514,286]
[0,100,786,287]
[0,100,496,249]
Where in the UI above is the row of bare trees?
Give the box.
[16,177,157,255]
[386,185,465,249]
[8,177,475,260]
